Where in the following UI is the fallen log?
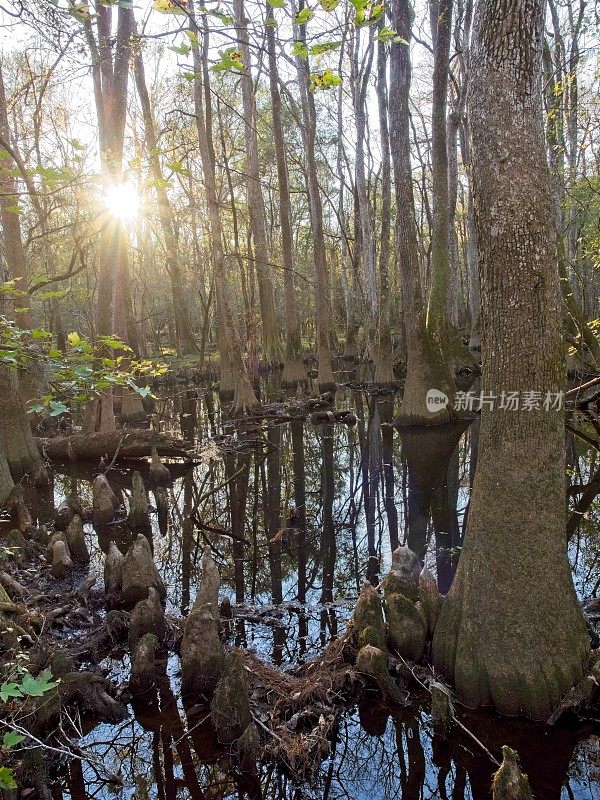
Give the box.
[37,430,192,463]
[309,409,357,426]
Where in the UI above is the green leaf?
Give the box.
[268,0,286,6]
[294,6,313,24]
[0,682,23,702]
[37,290,67,300]
[67,331,82,347]
[48,401,68,417]
[292,40,309,58]
[153,0,185,13]
[310,40,341,55]
[2,731,25,749]
[378,25,408,43]
[212,48,245,73]
[20,670,57,698]
[98,336,132,352]
[0,767,17,790]
[310,68,342,90]
[169,42,191,55]
[319,0,339,9]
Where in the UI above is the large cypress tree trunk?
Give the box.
[426,0,454,346]
[350,28,377,343]
[0,366,44,503]
[432,0,590,720]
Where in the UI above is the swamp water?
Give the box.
[4,381,600,799]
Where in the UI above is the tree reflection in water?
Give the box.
[43,384,598,800]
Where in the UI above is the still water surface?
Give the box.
[36,380,600,799]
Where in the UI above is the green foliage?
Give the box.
[319,0,340,10]
[310,69,342,91]
[378,25,408,43]
[2,731,24,749]
[349,0,384,26]
[169,42,191,56]
[310,40,342,55]
[0,767,17,790]
[0,668,58,791]
[20,670,58,697]
[213,48,246,73]
[153,0,186,14]
[0,682,23,702]
[570,176,600,273]
[0,313,165,416]
[292,40,309,58]
[294,6,314,24]
[1,669,57,701]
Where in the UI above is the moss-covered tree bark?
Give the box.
[0,366,44,504]
[432,0,590,719]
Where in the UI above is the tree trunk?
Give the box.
[432,0,590,719]
[0,366,44,503]
[188,7,258,414]
[81,3,135,431]
[389,0,453,425]
[459,120,481,351]
[233,0,282,366]
[0,63,33,331]
[293,0,336,393]
[426,0,454,345]
[350,28,377,340]
[266,4,307,387]
[133,45,196,357]
[373,26,395,387]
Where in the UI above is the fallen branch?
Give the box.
[37,430,192,462]
[566,375,600,400]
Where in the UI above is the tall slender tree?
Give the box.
[188,3,258,414]
[265,2,308,387]
[233,0,283,365]
[292,0,336,393]
[389,0,452,424]
[133,41,196,357]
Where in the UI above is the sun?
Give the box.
[103,181,140,221]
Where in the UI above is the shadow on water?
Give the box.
[6,377,599,800]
